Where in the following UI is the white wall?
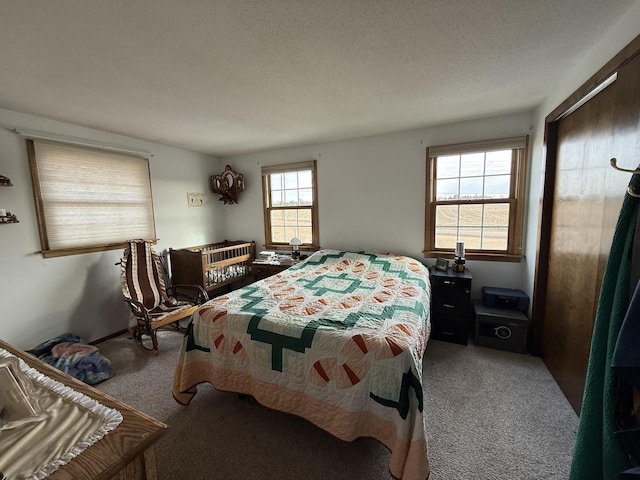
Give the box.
[222,112,534,299]
[522,2,640,305]
[0,108,222,350]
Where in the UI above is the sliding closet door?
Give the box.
[541,50,640,413]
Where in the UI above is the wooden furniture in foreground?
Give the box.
[429,267,472,345]
[0,339,167,480]
[169,240,256,295]
[252,257,295,281]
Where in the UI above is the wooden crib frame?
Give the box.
[169,240,256,295]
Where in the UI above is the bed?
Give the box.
[172,249,431,479]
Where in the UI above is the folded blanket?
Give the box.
[34,335,115,386]
[32,333,81,357]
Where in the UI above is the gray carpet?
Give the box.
[96,330,578,479]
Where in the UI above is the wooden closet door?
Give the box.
[541,51,640,414]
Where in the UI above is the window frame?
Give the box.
[27,139,157,258]
[261,160,319,251]
[423,136,528,262]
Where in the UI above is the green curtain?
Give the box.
[570,173,640,480]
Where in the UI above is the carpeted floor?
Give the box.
[96,329,578,479]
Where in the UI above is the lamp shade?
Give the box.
[289,237,302,247]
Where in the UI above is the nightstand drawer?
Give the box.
[430,317,468,344]
[431,285,471,314]
[252,265,273,279]
[430,276,471,289]
[252,261,293,281]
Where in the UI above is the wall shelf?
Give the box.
[1,174,18,223]
[0,175,13,187]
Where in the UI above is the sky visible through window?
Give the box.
[269,170,313,206]
[436,150,511,200]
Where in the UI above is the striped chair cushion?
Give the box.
[121,240,191,320]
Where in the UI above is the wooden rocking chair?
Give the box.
[120,240,209,355]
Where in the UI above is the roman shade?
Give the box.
[29,139,156,257]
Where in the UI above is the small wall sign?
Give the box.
[187,192,205,207]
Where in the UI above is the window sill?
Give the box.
[40,239,158,258]
[422,251,523,263]
[264,244,320,253]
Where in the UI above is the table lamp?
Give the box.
[289,237,302,260]
[453,241,465,272]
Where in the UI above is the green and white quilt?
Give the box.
[173,249,431,479]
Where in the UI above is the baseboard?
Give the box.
[90,329,129,345]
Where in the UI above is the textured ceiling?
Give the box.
[0,1,635,156]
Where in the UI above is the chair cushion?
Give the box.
[121,240,171,310]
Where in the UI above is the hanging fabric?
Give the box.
[611,205,640,478]
[570,170,640,480]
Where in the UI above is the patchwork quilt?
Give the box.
[172,249,431,479]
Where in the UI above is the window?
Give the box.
[27,139,156,258]
[261,160,319,250]
[424,136,528,261]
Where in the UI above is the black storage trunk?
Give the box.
[481,287,529,312]
[473,301,529,353]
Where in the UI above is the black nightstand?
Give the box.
[429,267,472,345]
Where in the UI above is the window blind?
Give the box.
[30,140,156,253]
